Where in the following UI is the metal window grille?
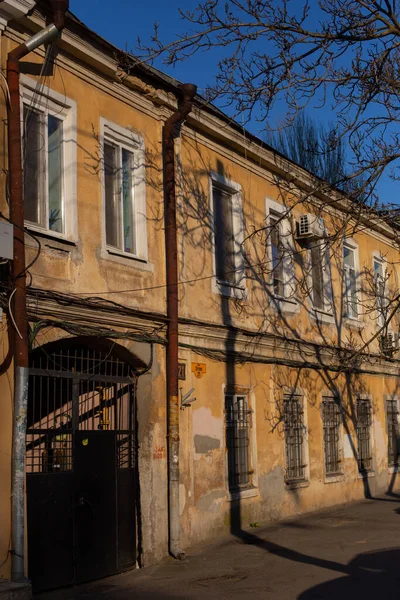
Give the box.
[284,395,306,481]
[322,398,342,474]
[387,399,399,467]
[26,348,135,474]
[225,394,251,489]
[356,399,372,472]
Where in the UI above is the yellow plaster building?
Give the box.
[0,1,399,592]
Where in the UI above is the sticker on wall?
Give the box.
[82,437,89,447]
[191,362,206,379]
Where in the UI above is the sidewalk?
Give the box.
[36,494,400,599]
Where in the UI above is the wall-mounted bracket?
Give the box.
[180,387,196,410]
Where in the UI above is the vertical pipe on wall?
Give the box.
[7,2,69,581]
[163,83,197,559]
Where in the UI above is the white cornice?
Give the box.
[0,0,35,27]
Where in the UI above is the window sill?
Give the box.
[101,247,154,272]
[285,479,309,490]
[389,465,400,474]
[24,226,78,252]
[324,472,344,484]
[270,295,300,314]
[227,487,258,502]
[357,470,375,479]
[344,317,364,332]
[212,279,248,300]
[310,308,335,325]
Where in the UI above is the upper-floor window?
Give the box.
[101,119,147,261]
[213,186,236,285]
[22,76,77,239]
[270,213,285,297]
[373,256,387,328]
[266,198,295,303]
[343,241,359,319]
[210,173,244,296]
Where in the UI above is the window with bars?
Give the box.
[356,399,373,472]
[322,398,342,475]
[225,394,252,490]
[284,394,307,482]
[387,399,399,467]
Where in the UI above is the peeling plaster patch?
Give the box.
[259,466,285,502]
[374,417,385,458]
[179,483,186,516]
[194,434,220,454]
[197,490,226,512]
[192,407,223,459]
[343,434,355,459]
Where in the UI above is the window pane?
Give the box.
[23,107,44,225]
[343,245,354,268]
[104,143,119,248]
[310,242,324,309]
[122,149,136,254]
[346,269,358,318]
[48,115,63,233]
[213,187,235,284]
[270,215,284,297]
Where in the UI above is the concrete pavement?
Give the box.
[36,493,400,599]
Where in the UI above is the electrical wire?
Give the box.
[8,288,22,339]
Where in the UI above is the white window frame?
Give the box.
[210,172,246,299]
[372,252,388,330]
[100,118,147,262]
[343,238,362,323]
[307,235,333,317]
[20,75,77,241]
[223,385,258,501]
[265,198,298,313]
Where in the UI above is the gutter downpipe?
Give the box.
[163,83,197,559]
[7,1,69,581]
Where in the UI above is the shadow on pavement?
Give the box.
[299,548,400,599]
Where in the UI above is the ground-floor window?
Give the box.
[225,393,252,490]
[283,393,307,482]
[322,397,342,475]
[356,398,373,472]
[387,398,399,467]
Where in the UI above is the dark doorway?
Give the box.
[26,339,141,592]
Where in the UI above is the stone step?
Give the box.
[0,581,31,600]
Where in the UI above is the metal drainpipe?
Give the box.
[163,83,197,559]
[7,0,69,581]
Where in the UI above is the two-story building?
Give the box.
[0,0,399,593]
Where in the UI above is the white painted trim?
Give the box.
[222,384,258,497]
[100,117,148,263]
[209,172,246,299]
[265,197,299,313]
[343,237,364,326]
[20,75,77,242]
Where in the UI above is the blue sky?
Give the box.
[69,0,397,203]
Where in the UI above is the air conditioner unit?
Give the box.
[380,332,400,356]
[296,214,325,240]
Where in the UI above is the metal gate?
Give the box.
[26,344,137,592]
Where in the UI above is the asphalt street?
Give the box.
[36,493,400,599]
